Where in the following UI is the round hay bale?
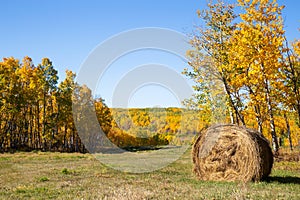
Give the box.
[192,124,273,182]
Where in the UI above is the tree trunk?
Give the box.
[254,104,263,134]
[265,81,279,153]
[222,77,246,126]
[229,107,235,124]
[284,113,293,151]
[247,86,263,134]
[42,90,46,151]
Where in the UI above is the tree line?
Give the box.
[0,54,298,153]
[0,57,114,152]
[0,57,192,152]
[183,0,300,152]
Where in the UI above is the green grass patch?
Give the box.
[38,176,49,182]
[61,168,72,175]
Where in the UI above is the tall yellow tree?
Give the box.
[229,0,286,152]
[0,57,21,150]
[37,58,58,150]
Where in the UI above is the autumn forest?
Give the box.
[1,0,300,153]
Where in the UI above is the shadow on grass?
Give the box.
[95,145,182,154]
[265,176,300,184]
[122,146,163,152]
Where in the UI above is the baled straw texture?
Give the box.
[192,124,273,182]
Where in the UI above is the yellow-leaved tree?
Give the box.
[229,0,286,152]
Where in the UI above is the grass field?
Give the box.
[0,148,299,200]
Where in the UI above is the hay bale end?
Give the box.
[192,124,273,182]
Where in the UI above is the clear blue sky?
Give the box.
[1,0,299,108]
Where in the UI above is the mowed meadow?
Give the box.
[1,0,300,199]
[0,148,299,200]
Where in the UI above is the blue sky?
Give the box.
[1,0,300,108]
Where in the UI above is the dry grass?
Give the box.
[276,148,300,162]
[0,148,299,199]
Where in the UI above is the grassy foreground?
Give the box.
[0,148,299,200]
